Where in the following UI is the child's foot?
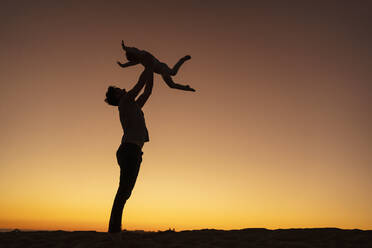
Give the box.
[185,85,196,92]
[183,55,191,61]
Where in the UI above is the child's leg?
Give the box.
[169,55,191,76]
[162,74,195,92]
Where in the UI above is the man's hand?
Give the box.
[127,68,152,100]
[136,69,154,108]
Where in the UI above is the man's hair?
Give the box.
[105,86,120,106]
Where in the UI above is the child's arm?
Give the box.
[117,61,139,68]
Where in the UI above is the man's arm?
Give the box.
[126,68,152,100]
[136,71,153,108]
[117,61,139,68]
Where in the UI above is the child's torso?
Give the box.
[139,50,163,73]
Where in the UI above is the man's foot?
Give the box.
[183,55,191,61]
[108,232,123,247]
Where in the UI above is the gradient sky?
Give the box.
[1,0,371,232]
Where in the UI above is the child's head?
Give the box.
[104,86,126,106]
[125,47,140,62]
[126,51,138,62]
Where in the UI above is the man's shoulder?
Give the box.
[119,94,134,107]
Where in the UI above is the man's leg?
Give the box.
[108,149,142,233]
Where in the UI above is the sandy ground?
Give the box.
[1,228,371,248]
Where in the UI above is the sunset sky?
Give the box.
[1,1,371,232]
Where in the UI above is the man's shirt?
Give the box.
[119,94,149,147]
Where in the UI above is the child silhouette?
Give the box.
[117,40,195,92]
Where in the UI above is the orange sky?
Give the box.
[1,1,371,232]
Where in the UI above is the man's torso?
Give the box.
[119,95,149,148]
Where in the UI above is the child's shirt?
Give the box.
[139,50,163,74]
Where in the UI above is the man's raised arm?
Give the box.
[136,71,153,108]
[126,68,152,100]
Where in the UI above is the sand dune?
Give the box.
[1,228,371,248]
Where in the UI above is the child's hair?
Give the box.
[104,86,120,106]
[125,47,140,62]
[126,51,138,62]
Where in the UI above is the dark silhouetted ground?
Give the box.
[1,228,371,247]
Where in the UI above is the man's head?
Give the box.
[105,86,126,106]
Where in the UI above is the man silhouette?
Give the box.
[104,68,153,244]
